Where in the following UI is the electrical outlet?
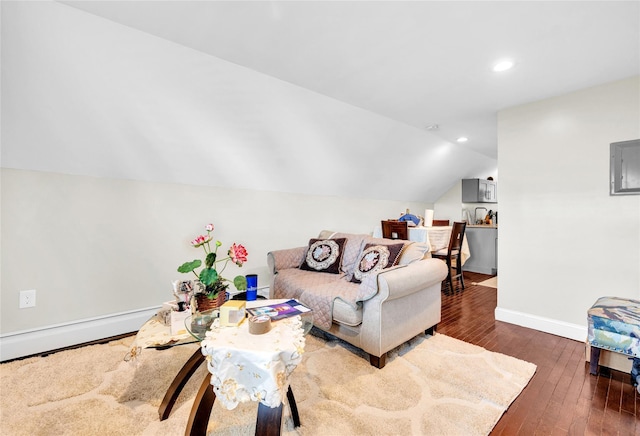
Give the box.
[19,289,36,308]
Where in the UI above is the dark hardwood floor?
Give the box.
[438,272,639,435]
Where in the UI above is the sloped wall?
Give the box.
[2,1,494,202]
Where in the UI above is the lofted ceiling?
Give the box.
[4,1,638,203]
[59,0,640,160]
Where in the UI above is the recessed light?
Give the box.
[492,59,514,72]
[457,137,469,143]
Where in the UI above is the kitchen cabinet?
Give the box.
[462,226,497,275]
[462,179,497,203]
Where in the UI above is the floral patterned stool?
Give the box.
[588,296,640,389]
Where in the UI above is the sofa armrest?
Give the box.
[374,258,448,301]
[355,258,448,360]
[267,246,307,274]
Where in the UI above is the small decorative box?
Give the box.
[220,300,246,326]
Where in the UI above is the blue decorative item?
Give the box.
[399,213,420,226]
[245,274,258,301]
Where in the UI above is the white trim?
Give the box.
[495,307,587,342]
[0,306,160,361]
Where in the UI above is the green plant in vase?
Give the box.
[177,223,249,301]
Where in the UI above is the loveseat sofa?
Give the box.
[267,230,448,368]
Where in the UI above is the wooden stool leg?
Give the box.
[185,373,216,436]
[589,346,601,376]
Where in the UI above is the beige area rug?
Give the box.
[0,331,535,436]
[476,276,498,288]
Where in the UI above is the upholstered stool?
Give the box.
[587,296,640,383]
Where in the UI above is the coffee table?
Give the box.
[158,300,312,436]
[156,309,215,422]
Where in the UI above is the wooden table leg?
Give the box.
[185,373,215,436]
[159,348,206,420]
[254,385,300,435]
[286,386,300,428]
[255,402,284,436]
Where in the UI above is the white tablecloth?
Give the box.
[200,315,305,410]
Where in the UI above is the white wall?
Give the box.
[1,168,429,334]
[496,76,640,340]
[433,181,463,224]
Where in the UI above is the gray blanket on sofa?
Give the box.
[272,268,379,329]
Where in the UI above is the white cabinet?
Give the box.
[462,179,497,203]
[462,227,498,275]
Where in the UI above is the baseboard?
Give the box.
[0,290,271,362]
[463,265,497,275]
[0,306,159,362]
[495,307,587,342]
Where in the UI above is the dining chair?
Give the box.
[432,220,450,226]
[432,221,467,294]
[381,220,408,240]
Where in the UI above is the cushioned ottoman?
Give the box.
[588,296,640,384]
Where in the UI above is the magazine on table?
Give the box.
[246,299,311,321]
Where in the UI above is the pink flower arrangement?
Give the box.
[229,243,248,265]
[177,223,249,297]
[190,234,212,247]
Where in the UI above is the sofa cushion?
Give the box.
[328,232,370,276]
[359,236,430,265]
[332,299,363,326]
[300,238,347,274]
[398,242,431,265]
[351,243,405,283]
[316,232,428,273]
[317,230,336,239]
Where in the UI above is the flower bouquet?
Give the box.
[177,223,248,309]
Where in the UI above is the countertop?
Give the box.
[467,224,498,229]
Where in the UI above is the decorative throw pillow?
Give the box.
[351,243,405,283]
[397,242,430,265]
[300,238,347,274]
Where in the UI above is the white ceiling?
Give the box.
[60,0,640,160]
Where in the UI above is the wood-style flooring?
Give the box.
[438,272,639,435]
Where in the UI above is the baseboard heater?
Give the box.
[0,306,159,362]
[1,286,271,362]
